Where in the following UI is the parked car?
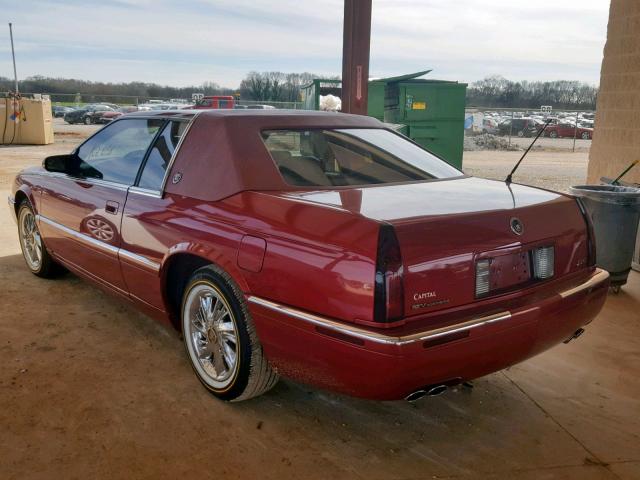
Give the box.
[63,104,115,125]
[193,95,235,109]
[97,102,121,110]
[498,118,542,137]
[544,122,594,140]
[482,118,499,134]
[52,106,75,118]
[98,106,139,123]
[9,110,609,402]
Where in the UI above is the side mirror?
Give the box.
[43,154,77,174]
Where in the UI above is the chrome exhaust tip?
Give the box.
[563,327,585,344]
[405,390,428,402]
[426,384,448,396]
[405,384,448,402]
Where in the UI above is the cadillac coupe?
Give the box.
[9,110,609,401]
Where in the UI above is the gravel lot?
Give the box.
[1,121,638,480]
[504,135,591,152]
[463,150,589,193]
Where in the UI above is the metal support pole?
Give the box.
[341,0,372,115]
[508,110,514,147]
[573,111,578,152]
[8,23,18,93]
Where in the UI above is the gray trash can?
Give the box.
[570,185,640,290]
[633,219,640,272]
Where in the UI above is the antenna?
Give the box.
[505,118,552,184]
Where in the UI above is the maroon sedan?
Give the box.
[9,110,609,402]
[544,122,593,140]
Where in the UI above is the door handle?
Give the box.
[105,201,119,215]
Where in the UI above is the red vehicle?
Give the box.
[544,122,593,140]
[192,95,235,109]
[98,106,139,124]
[9,110,609,402]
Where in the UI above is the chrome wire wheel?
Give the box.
[183,282,239,390]
[19,207,43,272]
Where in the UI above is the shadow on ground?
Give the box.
[0,250,638,480]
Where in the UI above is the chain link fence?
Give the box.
[464,107,595,153]
[6,92,303,110]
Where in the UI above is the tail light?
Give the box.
[576,198,597,267]
[373,224,404,323]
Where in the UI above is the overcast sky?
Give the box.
[1,0,609,88]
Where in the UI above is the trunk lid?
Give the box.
[285,177,591,317]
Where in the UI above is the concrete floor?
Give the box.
[0,129,639,479]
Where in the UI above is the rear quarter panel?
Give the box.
[218,192,380,323]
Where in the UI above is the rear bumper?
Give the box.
[248,269,610,400]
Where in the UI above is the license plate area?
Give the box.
[475,245,555,298]
[489,251,532,291]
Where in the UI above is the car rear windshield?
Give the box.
[261,128,461,187]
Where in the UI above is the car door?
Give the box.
[559,123,574,137]
[119,119,191,309]
[39,118,164,294]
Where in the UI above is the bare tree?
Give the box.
[467,76,598,109]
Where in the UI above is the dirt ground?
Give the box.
[463,150,589,193]
[1,122,639,479]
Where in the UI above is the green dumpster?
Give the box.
[300,79,342,111]
[371,71,467,169]
[300,78,382,114]
[301,71,467,169]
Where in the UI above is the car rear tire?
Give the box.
[17,201,65,278]
[517,130,525,137]
[84,116,92,125]
[581,132,591,140]
[181,265,279,401]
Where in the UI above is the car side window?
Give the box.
[76,119,163,185]
[137,120,188,190]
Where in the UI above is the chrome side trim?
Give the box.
[38,214,119,256]
[559,268,609,298]
[246,296,512,346]
[159,111,202,194]
[129,186,162,198]
[118,248,161,272]
[248,269,610,346]
[37,214,160,272]
[75,176,129,191]
[40,171,129,192]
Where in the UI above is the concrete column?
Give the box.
[588,0,640,184]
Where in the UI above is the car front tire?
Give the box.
[581,132,591,140]
[549,131,559,138]
[17,201,65,278]
[84,116,93,125]
[181,265,279,401]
